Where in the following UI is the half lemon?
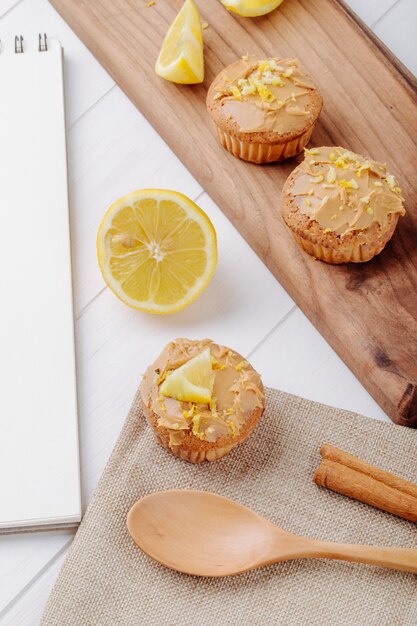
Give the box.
[97,189,217,314]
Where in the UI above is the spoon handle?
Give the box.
[304,540,417,574]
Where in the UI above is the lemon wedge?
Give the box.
[97,189,217,314]
[160,348,215,403]
[155,0,204,84]
[221,0,284,17]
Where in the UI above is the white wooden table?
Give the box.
[0,1,416,623]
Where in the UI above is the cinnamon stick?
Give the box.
[313,445,417,523]
[320,443,417,500]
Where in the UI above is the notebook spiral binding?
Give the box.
[5,34,48,54]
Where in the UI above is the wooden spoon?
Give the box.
[127,490,417,576]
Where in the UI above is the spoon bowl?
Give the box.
[127,490,417,577]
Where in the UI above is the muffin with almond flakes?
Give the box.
[140,338,265,463]
[280,146,406,263]
[206,55,323,163]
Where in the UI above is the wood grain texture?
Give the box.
[48,0,417,426]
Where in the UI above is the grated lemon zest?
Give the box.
[227,420,237,437]
[258,60,270,73]
[334,157,349,169]
[192,415,203,438]
[231,85,242,100]
[270,76,285,87]
[254,82,275,102]
[241,83,256,96]
[339,179,359,190]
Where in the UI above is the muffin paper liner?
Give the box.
[215,124,314,164]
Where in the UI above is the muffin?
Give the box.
[206,56,323,163]
[280,146,406,263]
[140,338,265,463]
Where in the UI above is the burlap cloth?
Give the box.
[42,388,417,626]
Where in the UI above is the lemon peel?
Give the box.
[221,0,285,17]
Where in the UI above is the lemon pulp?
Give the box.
[97,189,217,314]
[160,348,215,403]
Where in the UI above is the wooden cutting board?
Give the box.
[50,0,417,427]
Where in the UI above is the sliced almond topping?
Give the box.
[309,174,324,184]
[326,166,337,184]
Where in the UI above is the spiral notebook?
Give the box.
[0,36,81,533]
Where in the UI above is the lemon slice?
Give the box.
[97,190,217,314]
[155,0,204,84]
[160,348,215,403]
[221,0,284,17]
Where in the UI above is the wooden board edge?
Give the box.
[334,0,417,94]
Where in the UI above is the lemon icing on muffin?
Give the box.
[140,338,264,447]
[211,56,319,134]
[290,146,405,236]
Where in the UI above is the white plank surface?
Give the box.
[374,0,417,75]
[249,308,389,422]
[1,550,68,626]
[344,0,399,26]
[0,0,414,622]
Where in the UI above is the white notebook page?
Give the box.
[0,37,81,531]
